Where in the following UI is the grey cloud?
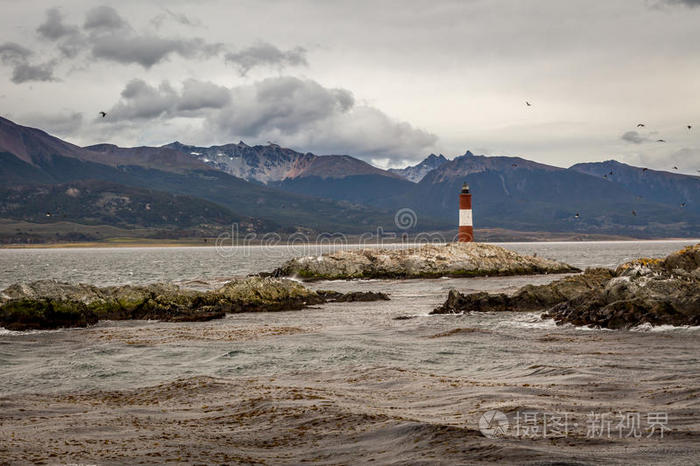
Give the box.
[621,130,649,144]
[109,79,177,120]
[224,43,307,76]
[663,0,700,7]
[20,111,83,136]
[37,8,80,40]
[37,8,85,58]
[102,76,436,160]
[206,77,435,160]
[0,42,32,65]
[91,35,223,68]
[84,6,128,32]
[177,79,231,112]
[107,78,229,120]
[151,9,202,29]
[11,61,57,83]
[0,42,57,84]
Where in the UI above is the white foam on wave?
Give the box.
[631,323,700,333]
[495,313,559,330]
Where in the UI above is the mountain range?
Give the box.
[1,115,698,242]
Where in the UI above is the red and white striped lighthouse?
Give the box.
[458,182,473,242]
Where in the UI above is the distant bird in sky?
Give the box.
[525,101,532,107]
[637,123,645,128]
[632,210,637,216]
[99,111,106,118]
[657,139,666,143]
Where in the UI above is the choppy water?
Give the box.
[1,240,699,464]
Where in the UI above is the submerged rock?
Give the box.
[316,290,390,302]
[272,242,579,280]
[0,277,390,331]
[433,244,700,329]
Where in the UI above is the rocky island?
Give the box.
[0,277,388,331]
[271,242,579,280]
[432,243,700,329]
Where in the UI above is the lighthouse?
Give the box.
[458,182,473,242]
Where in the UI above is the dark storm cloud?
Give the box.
[83,5,128,32]
[90,35,223,68]
[224,43,307,76]
[621,130,649,144]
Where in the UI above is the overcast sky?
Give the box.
[1,0,699,172]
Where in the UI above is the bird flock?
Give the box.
[525,102,694,221]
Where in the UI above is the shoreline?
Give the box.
[1,237,698,250]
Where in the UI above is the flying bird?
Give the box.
[99,111,107,118]
[525,101,532,107]
[637,123,645,128]
[657,139,666,143]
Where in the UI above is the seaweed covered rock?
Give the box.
[0,277,391,330]
[272,242,579,280]
[0,298,98,331]
[215,277,325,312]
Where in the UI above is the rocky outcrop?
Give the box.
[0,278,389,331]
[272,243,579,280]
[432,268,613,314]
[432,244,700,329]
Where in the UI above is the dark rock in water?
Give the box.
[0,298,98,331]
[432,243,700,329]
[317,290,390,302]
[0,277,392,330]
[432,268,612,314]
